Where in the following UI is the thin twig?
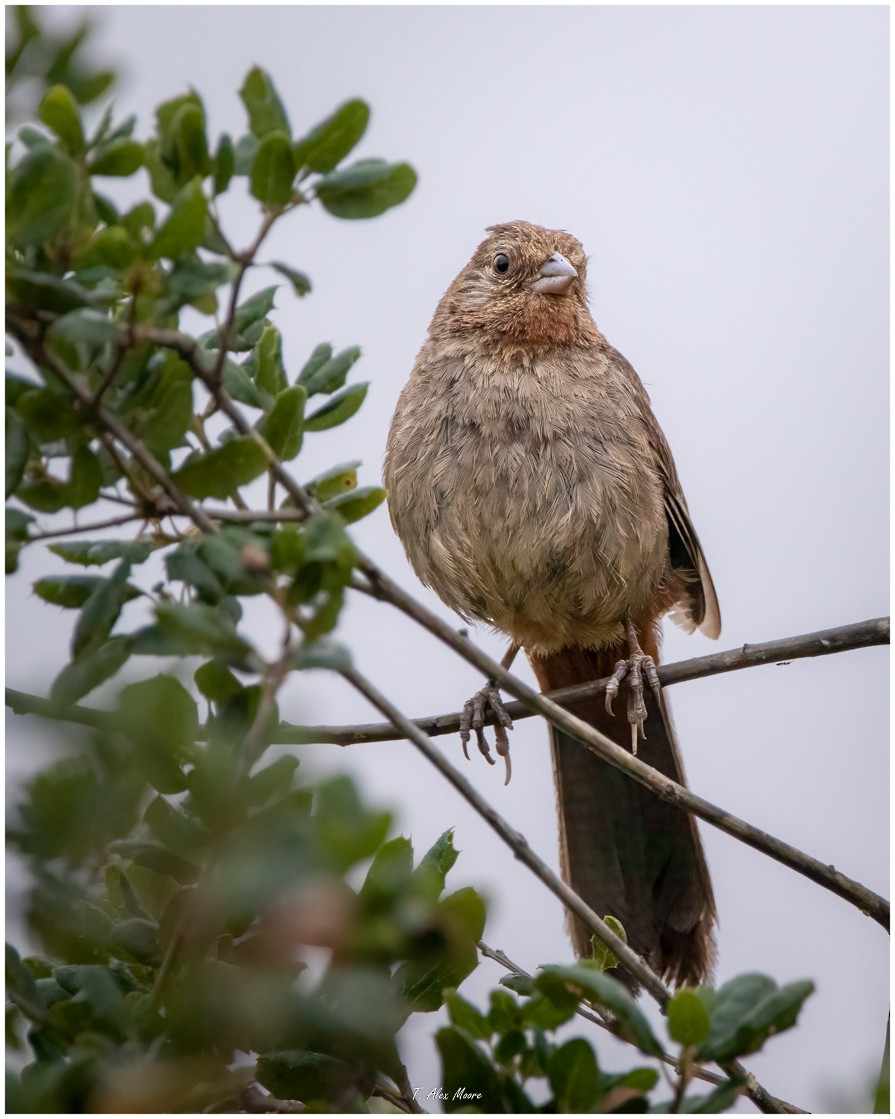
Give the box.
[26,513,146,542]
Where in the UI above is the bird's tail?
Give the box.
[529,633,716,989]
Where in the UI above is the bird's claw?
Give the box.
[459,683,514,784]
[605,627,663,757]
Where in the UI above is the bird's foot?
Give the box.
[460,682,514,785]
[604,622,662,756]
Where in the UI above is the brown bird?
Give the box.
[384,220,719,988]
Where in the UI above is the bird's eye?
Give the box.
[493,253,510,274]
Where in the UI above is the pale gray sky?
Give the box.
[6,5,889,1112]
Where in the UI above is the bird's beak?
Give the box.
[532,252,577,295]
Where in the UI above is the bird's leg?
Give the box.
[459,643,518,784]
[604,622,662,756]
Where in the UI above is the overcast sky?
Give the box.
[6,5,889,1112]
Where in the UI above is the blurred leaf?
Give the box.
[435,1026,502,1113]
[305,382,368,432]
[535,965,663,1058]
[271,261,311,296]
[116,675,199,793]
[315,776,391,873]
[235,286,279,334]
[38,85,84,155]
[307,461,360,503]
[257,1050,356,1103]
[110,840,199,885]
[213,132,235,194]
[88,138,144,177]
[34,573,141,610]
[252,324,287,396]
[48,539,152,567]
[50,635,132,705]
[317,159,416,220]
[71,559,133,658]
[293,99,369,174]
[250,130,296,207]
[140,601,252,661]
[6,409,30,497]
[667,988,711,1047]
[297,342,332,385]
[240,67,290,138]
[149,178,208,259]
[194,660,242,704]
[136,354,194,457]
[301,345,361,397]
[6,508,33,574]
[259,385,306,460]
[172,438,268,499]
[414,829,459,900]
[445,989,491,1042]
[696,974,814,1062]
[7,270,97,315]
[7,143,79,247]
[172,102,211,180]
[548,1038,600,1112]
[323,485,386,524]
[291,637,352,672]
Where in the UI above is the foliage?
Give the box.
[5,15,816,1114]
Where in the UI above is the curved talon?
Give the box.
[457,683,514,779]
[605,659,628,716]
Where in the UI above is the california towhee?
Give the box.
[384,221,719,987]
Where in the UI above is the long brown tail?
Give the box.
[529,632,716,989]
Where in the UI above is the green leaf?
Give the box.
[149,178,208,259]
[251,324,287,396]
[240,67,291,138]
[71,559,133,658]
[535,965,664,1058]
[148,601,252,660]
[109,840,199,884]
[222,358,270,409]
[77,226,137,270]
[7,144,79,247]
[5,410,29,497]
[317,159,417,220]
[5,508,33,574]
[88,139,144,176]
[247,756,300,806]
[194,660,242,704]
[271,262,311,296]
[233,133,259,176]
[47,307,124,348]
[38,85,84,155]
[361,835,413,900]
[696,974,814,1062]
[34,574,140,610]
[304,382,368,432]
[293,99,369,174]
[301,345,361,397]
[48,539,152,567]
[667,987,712,1047]
[50,635,132,705]
[67,445,104,510]
[323,485,386,524]
[235,286,279,334]
[259,385,306,460]
[250,130,296,207]
[291,637,352,672]
[213,133,235,194]
[172,102,210,180]
[590,914,627,973]
[435,1026,502,1113]
[297,342,332,384]
[314,775,391,872]
[116,675,199,794]
[414,829,459,899]
[257,1051,354,1103]
[136,354,194,457]
[7,270,96,314]
[307,461,361,502]
[548,1038,600,1112]
[445,989,491,1041]
[172,437,268,499]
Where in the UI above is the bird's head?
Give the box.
[430,220,597,349]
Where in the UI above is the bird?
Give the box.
[384,220,719,988]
